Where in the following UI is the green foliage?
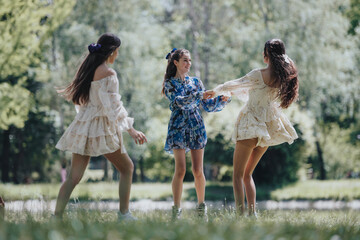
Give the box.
[1,0,360,183]
[205,134,234,166]
[143,143,174,182]
[0,0,75,182]
[346,0,360,35]
[0,0,74,79]
[0,82,32,130]
[317,123,360,179]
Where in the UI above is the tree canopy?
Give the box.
[0,0,359,183]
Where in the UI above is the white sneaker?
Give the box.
[172,206,182,221]
[248,211,258,220]
[118,211,137,221]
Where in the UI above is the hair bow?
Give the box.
[165,48,177,59]
[88,43,102,53]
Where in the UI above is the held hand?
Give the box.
[221,95,230,102]
[127,128,148,145]
[203,90,215,99]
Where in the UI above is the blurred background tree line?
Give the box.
[0,0,359,187]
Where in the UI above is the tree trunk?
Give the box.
[258,0,269,32]
[1,129,11,182]
[187,0,201,78]
[13,130,20,184]
[139,156,145,182]
[132,158,138,183]
[203,0,211,85]
[103,156,108,180]
[315,140,326,180]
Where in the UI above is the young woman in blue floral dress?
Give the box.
[162,48,230,220]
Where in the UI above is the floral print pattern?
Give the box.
[164,76,230,154]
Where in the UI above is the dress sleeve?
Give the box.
[197,78,231,112]
[164,79,204,110]
[98,75,134,131]
[213,69,259,102]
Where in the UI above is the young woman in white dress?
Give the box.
[205,39,299,217]
[55,33,147,220]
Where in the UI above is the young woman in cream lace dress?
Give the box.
[55,33,147,220]
[205,39,299,217]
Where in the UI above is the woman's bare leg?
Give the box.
[54,153,90,216]
[104,149,134,214]
[172,149,186,207]
[232,139,257,214]
[190,149,206,204]
[243,146,268,214]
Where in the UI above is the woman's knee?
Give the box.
[243,172,252,182]
[192,167,204,179]
[127,160,134,173]
[233,167,245,179]
[174,167,186,179]
[120,160,134,175]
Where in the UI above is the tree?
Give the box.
[0,0,74,182]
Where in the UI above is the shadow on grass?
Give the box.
[184,184,275,202]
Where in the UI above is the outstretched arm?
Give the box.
[212,69,259,97]
[198,78,231,112]
[201,95,231,112]
[164,80,206,110]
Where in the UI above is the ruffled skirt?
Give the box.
[232,106,298,147]
[55,116,126,156]
[164,108,207,154]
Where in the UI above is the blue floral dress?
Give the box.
[164,76,230,154]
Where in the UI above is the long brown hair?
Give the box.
[161,48,190,95]
[58,33,121,105]
[264,39,299,108]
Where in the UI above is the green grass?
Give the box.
[0,179,359,202]
[1,209,359,240]
[271,180,360,201]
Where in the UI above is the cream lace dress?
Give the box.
[55,74,134,156]
[213,69,298,147]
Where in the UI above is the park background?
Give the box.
[0,0,360,239]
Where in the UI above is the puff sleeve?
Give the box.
[213,69,260,102]
[164,79,204,110]
[98,75,134,131]
[197,78,231,112]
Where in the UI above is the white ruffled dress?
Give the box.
[55,74,133,156]
[213,69,298,147]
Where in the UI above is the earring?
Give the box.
[111,52,114,56]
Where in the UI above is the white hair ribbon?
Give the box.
[283,54,290,64]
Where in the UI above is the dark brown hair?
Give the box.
[161,48,190,95]
[58,33,121,105]
[264,39,299,108]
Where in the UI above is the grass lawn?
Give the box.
[0,179,359,202]
[1,209,359,240]
[270,179,360,201]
